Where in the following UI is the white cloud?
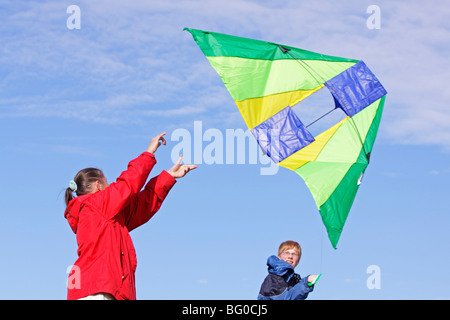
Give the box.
[381,171,402,179]
[10,142,105,158]
[428,169,450,175]
[1,0,449,150]
[51,145,105,158]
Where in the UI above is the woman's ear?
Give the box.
[96,178,108,191]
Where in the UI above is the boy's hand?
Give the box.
[308,274,319,285]
[168,155,197,178]
[147,132,167,154]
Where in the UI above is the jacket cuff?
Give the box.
[301,276,314,291]
[142,151,156,159]
[145,170,177,200]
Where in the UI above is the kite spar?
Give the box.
[185,28,387,248]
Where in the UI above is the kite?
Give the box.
[185,28,387,248]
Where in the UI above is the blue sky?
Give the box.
[0,0,449,299]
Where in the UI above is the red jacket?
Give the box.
[64,152,176,300]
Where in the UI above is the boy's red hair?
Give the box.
[278,240,301,257]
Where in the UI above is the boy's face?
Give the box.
[279,248,300,268]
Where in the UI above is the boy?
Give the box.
[257,240,318,300]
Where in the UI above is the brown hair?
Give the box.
[65,168,105,206]
[278,240,301,258]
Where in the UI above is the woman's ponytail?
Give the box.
[65,187,75,206]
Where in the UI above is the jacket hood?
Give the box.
[64,194,89,234]
[267,255,295,280]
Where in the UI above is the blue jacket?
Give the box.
[257,255,313,300]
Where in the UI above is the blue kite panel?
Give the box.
[251,106,315,163]
[324,60,387,117]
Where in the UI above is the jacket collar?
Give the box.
[266,255,295,282]
[64,194,91,234]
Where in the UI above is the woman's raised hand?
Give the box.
[168,155,198,178]
[147,132,167,154]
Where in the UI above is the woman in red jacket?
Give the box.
[64,133,196,300]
